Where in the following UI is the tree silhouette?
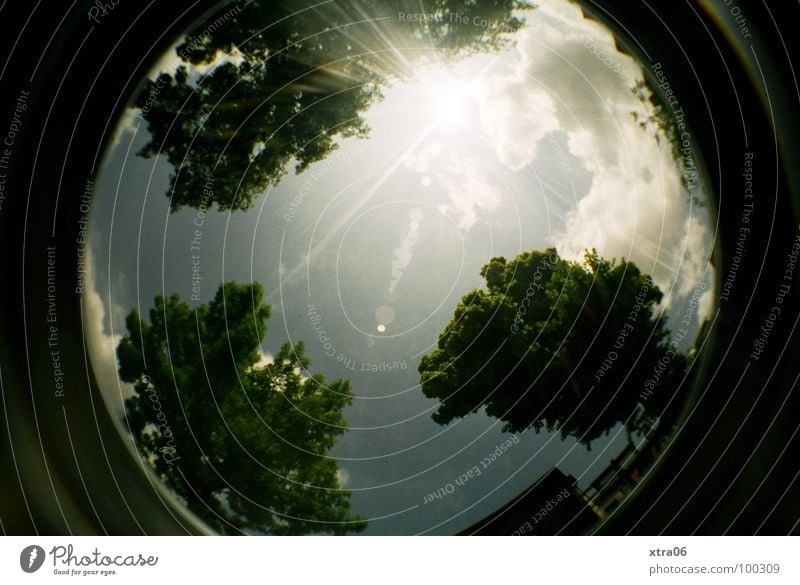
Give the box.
[418,248,689,446]
[117,282,365,534]
[136,0,529,211]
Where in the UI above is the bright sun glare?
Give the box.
[414,66,473,128]
[433,88,468,125]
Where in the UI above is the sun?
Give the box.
[409,65,474,129]
[433,88,468,126]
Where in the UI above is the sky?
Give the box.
[85,0,716,534]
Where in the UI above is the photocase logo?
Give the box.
[19,545,45,573]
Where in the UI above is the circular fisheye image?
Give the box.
[82,0,717,535]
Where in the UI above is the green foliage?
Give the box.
[117,281,365,534]
[136,0,530,211]
[631,80,681,164]
[631,79,701,202]
[419,249,689,446]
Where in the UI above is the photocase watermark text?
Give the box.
[307,304,407,372]
[423,434,520,504]
[750,225,800,360]
[510,251,559,334]
[651,62,698,192]
[594,279,653,383]
[141,374,181,463]
[189,178,214,301]
[720,152,754,302]
[511,488,571,535]
[87,0,120,24]
[0,88,30,216]
[397,12,517,34]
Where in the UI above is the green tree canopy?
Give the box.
[418,248,690,446]
[117,282,365,534]
[136,0,529,211]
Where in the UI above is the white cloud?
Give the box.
[108,107,142,152]
[478,77,559,171]
[697,286,715,324]
[84,251,136,418]
[251,350,274,370]
[337,467,351,487]
[402,142,501,231]
[475,0,713,299]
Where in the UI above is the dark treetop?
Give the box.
[117,281,365,534]
[136,0,529,211]
[419,249,689,446]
